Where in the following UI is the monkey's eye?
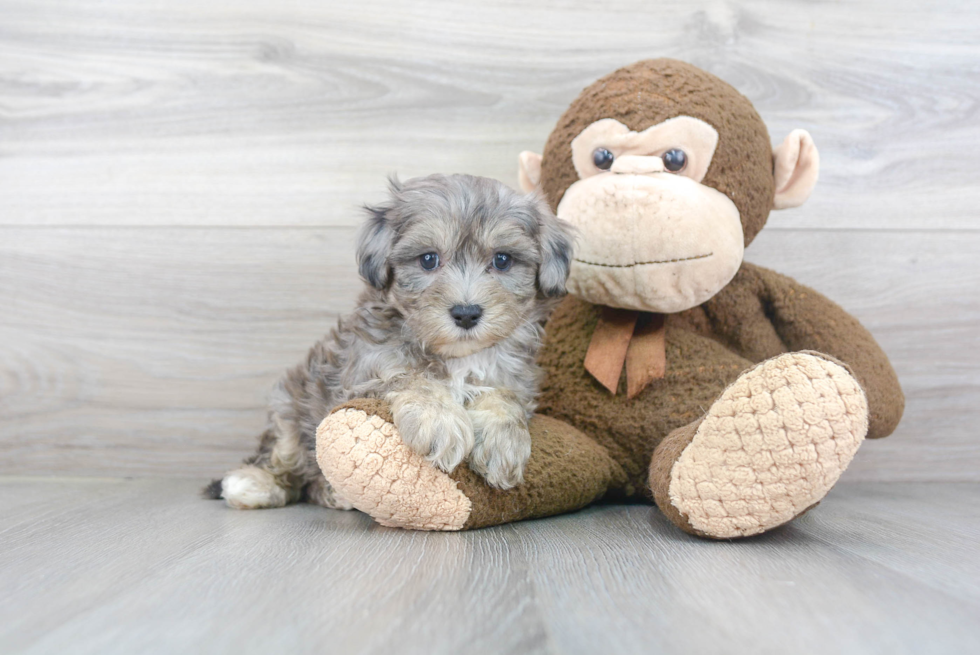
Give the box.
[662,148,687,172]
[592,148,614,170]
[419,252,439,271]
[492,253,512,271]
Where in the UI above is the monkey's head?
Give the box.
[518,59,819,313]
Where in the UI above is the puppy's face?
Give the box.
[357,174,574,357]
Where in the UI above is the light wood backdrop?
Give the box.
[1,0,978,480]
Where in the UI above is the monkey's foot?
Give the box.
[650,352,869,539]
[316,400,472,531]
[316,399,626,531]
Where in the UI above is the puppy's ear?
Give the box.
[356,178,401,289]
[532,193,575,298]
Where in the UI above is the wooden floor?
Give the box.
[1,478,978,654]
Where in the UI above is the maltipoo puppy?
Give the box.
[207,174,574,510]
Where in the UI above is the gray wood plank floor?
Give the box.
[1,477,978,654]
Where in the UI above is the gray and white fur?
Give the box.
[206,174,575,510]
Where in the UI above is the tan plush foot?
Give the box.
[315,402,472,531]
[652,352,869,539]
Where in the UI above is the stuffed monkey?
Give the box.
[315,59,904,538]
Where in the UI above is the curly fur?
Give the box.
[207,174,574,508]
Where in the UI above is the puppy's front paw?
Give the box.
[468,418,532,490]
[392,399,474,473]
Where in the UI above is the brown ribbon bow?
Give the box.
[583,308,666,399]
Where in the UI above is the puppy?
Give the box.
[207,174,574,510]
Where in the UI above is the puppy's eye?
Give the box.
[662,148,687,172]
[419,252,439,271]
[592,148,614,171]
[492,253,512,271]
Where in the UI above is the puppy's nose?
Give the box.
[450,304,483,330]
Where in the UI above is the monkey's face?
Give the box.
[557,117,743,313]
[523,59,820,314]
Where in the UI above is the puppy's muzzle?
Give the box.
[450,304,483,330]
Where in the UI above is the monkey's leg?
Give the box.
[649,351,869,539]
[315,399,628,531]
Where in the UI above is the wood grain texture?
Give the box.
[0,0,978,229]
[1,0,978,479]
[1,478,978,654]
[1,226,977,480]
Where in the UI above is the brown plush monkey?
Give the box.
[315,59,904,538]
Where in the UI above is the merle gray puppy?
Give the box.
[207,174,574,510]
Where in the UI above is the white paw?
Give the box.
[221,466,289,509]
[468,419,531,489]
[393,400,475,473]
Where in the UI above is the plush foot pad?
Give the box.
[316,405,472,531]
[660,352,869,539]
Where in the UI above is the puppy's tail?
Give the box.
[201,478,224,500]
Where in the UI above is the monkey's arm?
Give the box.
[740,262,904,439]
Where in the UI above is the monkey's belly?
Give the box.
[538,297,754,494]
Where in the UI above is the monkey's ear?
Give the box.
[356,202,396,289]
[518,151,543,192]
[772,129,820,210]
[532,194,575,298]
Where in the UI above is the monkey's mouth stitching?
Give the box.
[574,253,713,268]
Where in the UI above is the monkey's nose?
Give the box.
[610,155,665,175]
[450,304,483,330]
